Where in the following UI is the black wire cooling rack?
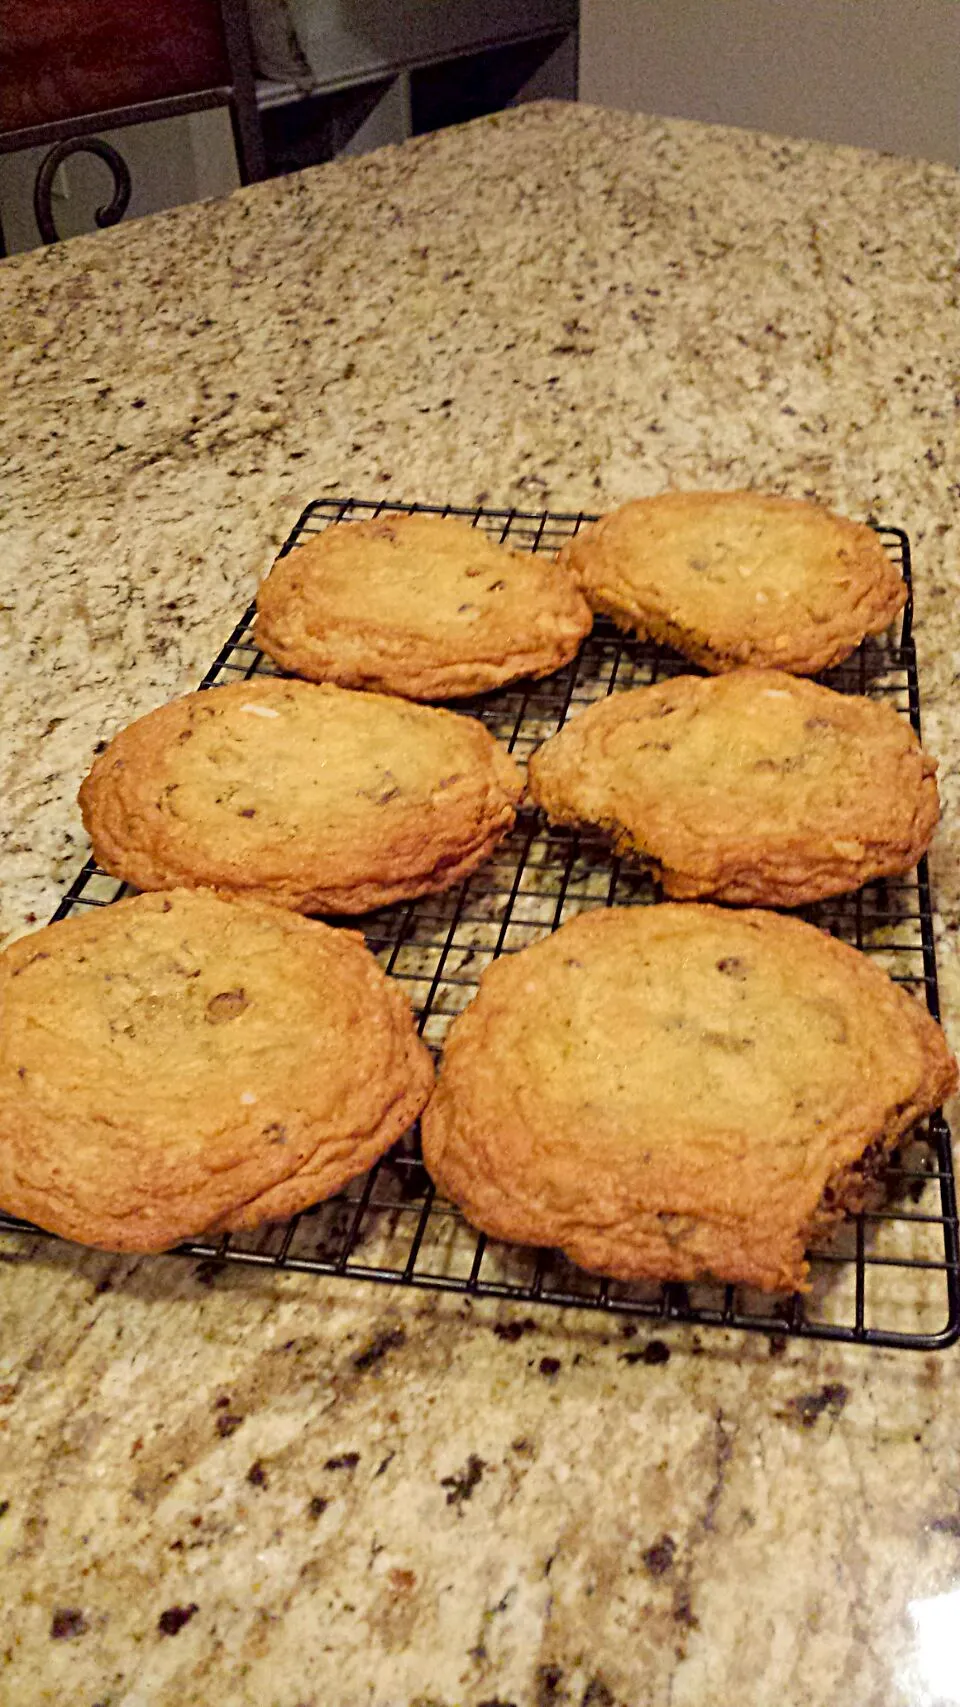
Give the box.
[3,496,957,1349]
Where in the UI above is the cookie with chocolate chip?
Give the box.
[422,904,956,1293]
[0,889,434,1251]
[528,670,939,905]
[254,512,593,699]
[559,490,905,674]
[79,678,523,913]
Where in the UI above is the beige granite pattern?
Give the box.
[1,102,960,1705]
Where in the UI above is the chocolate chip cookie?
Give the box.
[79,678,524,914]
[559,491,905,674]
[255,513,592,699]
[422,904,956,1293]
[0,889,434,1251]
[528,670,939,905]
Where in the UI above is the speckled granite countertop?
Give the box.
[2,103,960,1707]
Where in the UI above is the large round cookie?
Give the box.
[0,890,434,1252]
[422,905,956,1293]
[559,491,906,674]
[528,670,940,906]
[254,513,593,699]
[79,678,524,914]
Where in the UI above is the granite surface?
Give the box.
[1,101,960,1706]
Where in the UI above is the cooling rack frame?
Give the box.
[3,495,957,1350]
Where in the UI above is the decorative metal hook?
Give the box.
[34,137,132,245]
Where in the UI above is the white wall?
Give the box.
[0,108,239,256]
[580,0,960,166]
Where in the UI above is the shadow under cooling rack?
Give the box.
[3,496,957,1350]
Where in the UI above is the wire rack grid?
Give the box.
[3,496,957,1349]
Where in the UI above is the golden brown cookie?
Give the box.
[0,889,434,1252]
[558,491,905,674]
[528,670,939,906]
[422,904,956,1293]
[79,678,524,914]
[254,513,593,699]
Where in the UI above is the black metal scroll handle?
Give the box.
[34,137,132,246]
